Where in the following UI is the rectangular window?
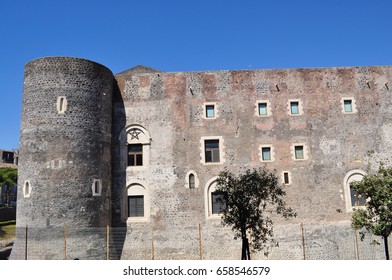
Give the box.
[350,188,366,207]
[262,147,271,161]
[128,195,144,217]
[283,172,290,185]
[211,192,226,214]
[258,103,267,116]
[206,105,215,118]
[205,140,220,163]
[290,101,299,115]
[344,100,353,112]
[2,151,14,164]
[128,144,143,166]
[294,145,304,160]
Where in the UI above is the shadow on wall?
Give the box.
[110,79,127,259]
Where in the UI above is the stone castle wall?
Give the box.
[12,56,392,259]
[113,66,392,259]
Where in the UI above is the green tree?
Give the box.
[0,167,17,207]
[351,165,392,260]
[215,168,296,260]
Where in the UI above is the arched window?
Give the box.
[189,174,195,189]
[205,177,226,218]
[185,170,199,189]
[344,170,366,211]
[125,182,150,222]
[23,181,31,198]
[92,179,102,196]
[121,125,151,169]
[57,96,67,114]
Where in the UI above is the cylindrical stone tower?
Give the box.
[11,57,114,260]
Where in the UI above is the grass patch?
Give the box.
[0,221,16,240]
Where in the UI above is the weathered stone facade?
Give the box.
[11,57,392,259]
[12,57,113,260]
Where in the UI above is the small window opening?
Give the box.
[294,145,304,160]
[23,181,31,198]
[189,173,195,189]
[290,101,299,115]
[92,179,102,196]
[283,172,290,185]
[206,105,215,118]
[94,181,99,194]
[262,147,271,161]
[258,103,267,116]
[59,97,64,111]
[344,100,353,112]
[57,96,67,114]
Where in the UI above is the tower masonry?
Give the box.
[12,57,114,260]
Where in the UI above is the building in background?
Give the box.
[0,149,18,207]
[0,149,18,167]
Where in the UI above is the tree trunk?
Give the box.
[383,235,390,260]
[245,237,251,260]
[241,235,251,260]
[241,236,247,260]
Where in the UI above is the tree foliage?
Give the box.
[0,167,17,207]
[215,167,296,259]
[351,164,392,260]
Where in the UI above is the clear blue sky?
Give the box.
[1,0,391,150]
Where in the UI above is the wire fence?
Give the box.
[5,222,390,260]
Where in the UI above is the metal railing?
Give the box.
[4,223,390,260]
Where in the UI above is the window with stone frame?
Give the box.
[205,104,215,118]
[56,96,67,114]
[189,173,196,189]
[344,170,367,212]
[128,195,144,217]
[92,179,102,196]
[204,139,220,163]
[23,181,31,198]
[282,171,290,185]
[341,97,357,114]
[258,102,268,116]
[127,144,143,166]
[262,147,271,161]
[211,191,226,214]
[290,101,300,115]
[344,100,353,112]
[350,186,366,207]
[294,145,304,160]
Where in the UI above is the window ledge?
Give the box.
[126,217,150,223]
[126,166,148,171]
[206,214,222,220]
[202,162,223,166]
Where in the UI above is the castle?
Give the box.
[10,56,392,259]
